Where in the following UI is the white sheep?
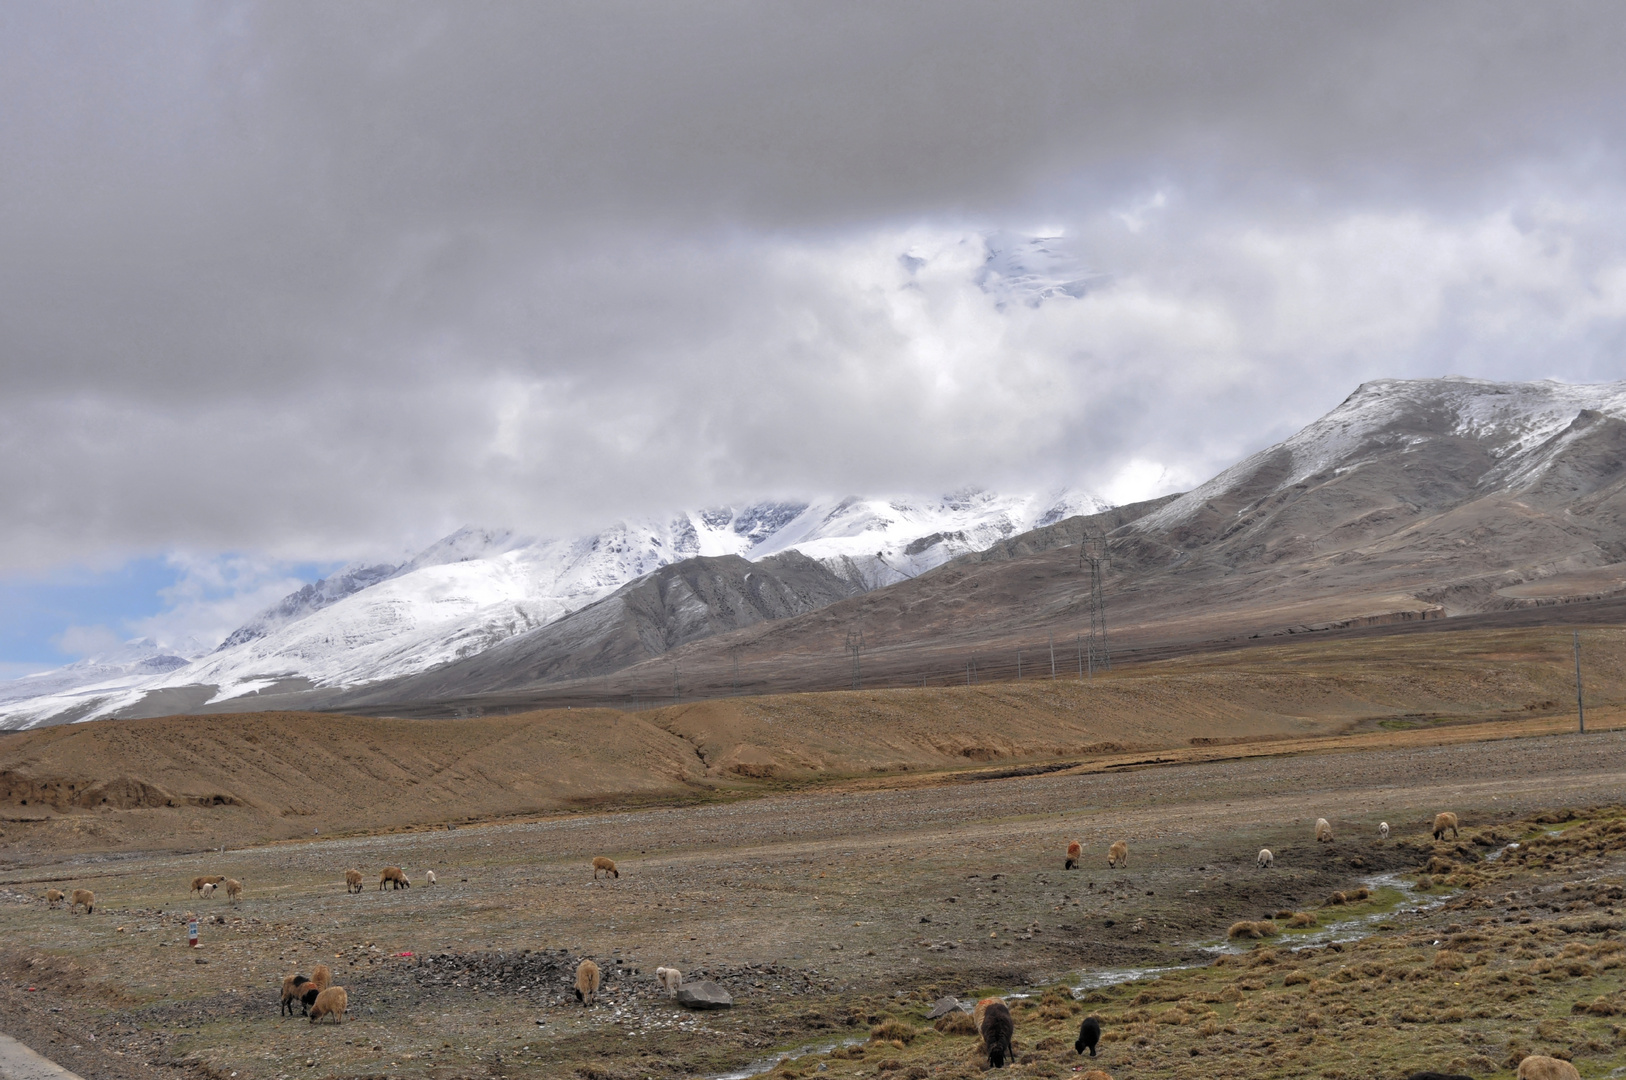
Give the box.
[425,870,437,886]
[655,966,683,997]
[1257,848,1273,869]
[1379,821,1390,840]
[1315,818,1333,843]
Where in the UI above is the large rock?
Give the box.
[926,996,961,1020]
[676,981,734,1010]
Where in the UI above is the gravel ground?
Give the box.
[0,728,1621,1078]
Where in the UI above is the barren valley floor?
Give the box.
[2,724,1625,1079]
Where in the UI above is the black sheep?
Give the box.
[980,999,1014,1068]
[1075,1015,1101,1056]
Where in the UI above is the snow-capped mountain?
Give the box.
[0,487,1106,729]
[1133,376,1626,538]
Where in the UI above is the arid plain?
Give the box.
[3,628,1626,1080]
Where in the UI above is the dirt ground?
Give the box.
[1,724,1623,1079]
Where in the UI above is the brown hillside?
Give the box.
[1,625,1619,856]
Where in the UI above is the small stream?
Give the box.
[710,862,1484,1077]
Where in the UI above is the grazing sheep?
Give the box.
[344,869,363,894]
[190,875,225,896]
[976,997,1014,1068]
[575,959,601,1006]
[279,974,310,1016]
[379,866,410,890]
[1433,811,1460,841]
[307,985,348,1024]
[1323,891,1348,906]
[655,966,683,997]
[45,889,64,909]
[425,870,436,886]
[70,889,94,914]
[1065,841,1083,870]
[295,983,323,1015]
[1080,1073,1113,1080]
[200,882,216,897]
[592,857,619,880]
[1107,841,1128,869]
[1286,911,1317,928]
[1407,1072,1476,1080]
[224,878,242,903]
[1257,848,1274,869]
[1315,818,1333,843]
[1075,1015,1101,1056]
[1516,1055,1582,1080]
[1379,821,1390,840]
[310,964,332,993]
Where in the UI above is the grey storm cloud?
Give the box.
[4,1,1626,570]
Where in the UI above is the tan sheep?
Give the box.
[190,875,225,896]
[656,966,683,997]
[379,866,410,890]
[307,985,348,1024]
[45,889,64,909]
[1315,818,1333,843]
[344,869,363,894]
[70,888,94,914]
[280,974,310,1016]
[1107,841,1128,869]
[310,964,332,992]
[1080,1072,1114,1080]
[1379,821,1390,839]
[1433,811,1460,841]
[575,959,601,1005]
[1286,911,1316,928]
[592,857,619,880]
[1065,841,1083,870]
[425,870,437,886]
[224,878,242,903]
[1257,848,1274,869]
[1516,1054,1581,1080]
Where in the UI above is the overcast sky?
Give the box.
[4,1,1626,668]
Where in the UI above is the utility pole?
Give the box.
[1574,630,1586,734]
[672,660,680,705]
[1049,635,1056,679]
[1077,633,1083,680]
[845,629,864,691]
[731,645,741,695]
[1080,533,1111,676]
[1017,649,1023,680]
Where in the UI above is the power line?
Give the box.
[845,628,864,691]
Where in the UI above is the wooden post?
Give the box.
[1575,631,1585,734]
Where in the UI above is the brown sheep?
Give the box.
[592,857,619,880]
[1227,920,1279,939]
[307,985,348,1024]
[45,889,64,909]
[190,875,225,896]
[1433,811,1460,841]
[1315,817,1333,843]
[309,964,332,993]
[224,878,242,903]
[1107,841,1128,869]
[379,866,410,890]
[1065,841,1083,870]
[575,959,601,1005]
[344,869,363,894]
[70,889,94,914]
[1286,911,1317,928]
[1516,1055,1581,1080]
[279,974,310,1016]
[1080,1072,1114,1080]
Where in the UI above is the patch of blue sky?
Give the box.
[0,556,331,673]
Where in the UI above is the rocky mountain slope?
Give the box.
[350,375,1626,710]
